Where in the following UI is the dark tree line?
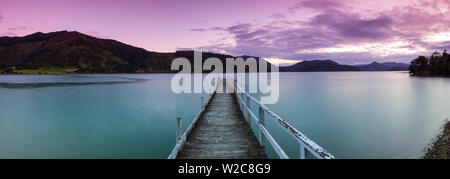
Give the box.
[409,50,450,75]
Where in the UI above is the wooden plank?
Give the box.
[176,79,267,159]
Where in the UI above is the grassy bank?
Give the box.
[0,67,69,74]
[13,67,67,74]
[423,119,450,159]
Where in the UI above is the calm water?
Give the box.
[0,72,449,158]
[0,74,204,158]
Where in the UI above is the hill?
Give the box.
[355,62,409,71]
[0,31,269,74]
[280,60,360,72]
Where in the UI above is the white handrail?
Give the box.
[167,78,219,159]
[230,79,334,159]
[234,90,289,159]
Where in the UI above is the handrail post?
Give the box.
[300,143,305,159]
[176,117,182,144]
[246,96,250,122]
[201,96,204,107]
[259,106,265,148]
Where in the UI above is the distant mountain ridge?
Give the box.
[355,61,409,71]
[280,60,360,72]
[0,31,173,73]
[0,31,270,73]
[0,31,408,74]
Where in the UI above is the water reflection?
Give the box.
[0,76,148,89]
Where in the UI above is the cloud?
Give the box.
[176,47,195,51]
[191,0,450,64]
[84,31,113,39]
[211,27,226,31]
[226,23,253,34]
[1,32,16,36]
[269,13,286,19]
[190,27,227,32]
[190,28,207,32]
[0,25,35,37]
[7,26,30,31]
[296,0,343,11]
[309,11,394,41]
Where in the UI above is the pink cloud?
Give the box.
[193,0,450,64]
[1,0,450,64]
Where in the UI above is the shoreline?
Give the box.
[0,71,409,75]
[410,73,450,78]
[423,119,450,159]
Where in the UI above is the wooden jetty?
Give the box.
[168,78,334,159]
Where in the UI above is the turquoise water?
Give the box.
[0,72,449,158]
[0,74,204,158]
[260,72,450,159]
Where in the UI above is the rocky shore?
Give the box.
[423,119,450,159]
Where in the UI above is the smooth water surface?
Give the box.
[0,74,203,158]
[260,72,450,159]
[0,72,449,158]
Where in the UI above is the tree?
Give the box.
[409,50,450,76]
[442,50,449,75]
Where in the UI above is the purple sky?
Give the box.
[1,0,450,65]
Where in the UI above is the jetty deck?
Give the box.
[168,78,334,159]
[177,80,266,159]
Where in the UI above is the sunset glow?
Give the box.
[1,0,450,64]
[300,41,428,57]
[424,32,450,42]
[264,58,301,66]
